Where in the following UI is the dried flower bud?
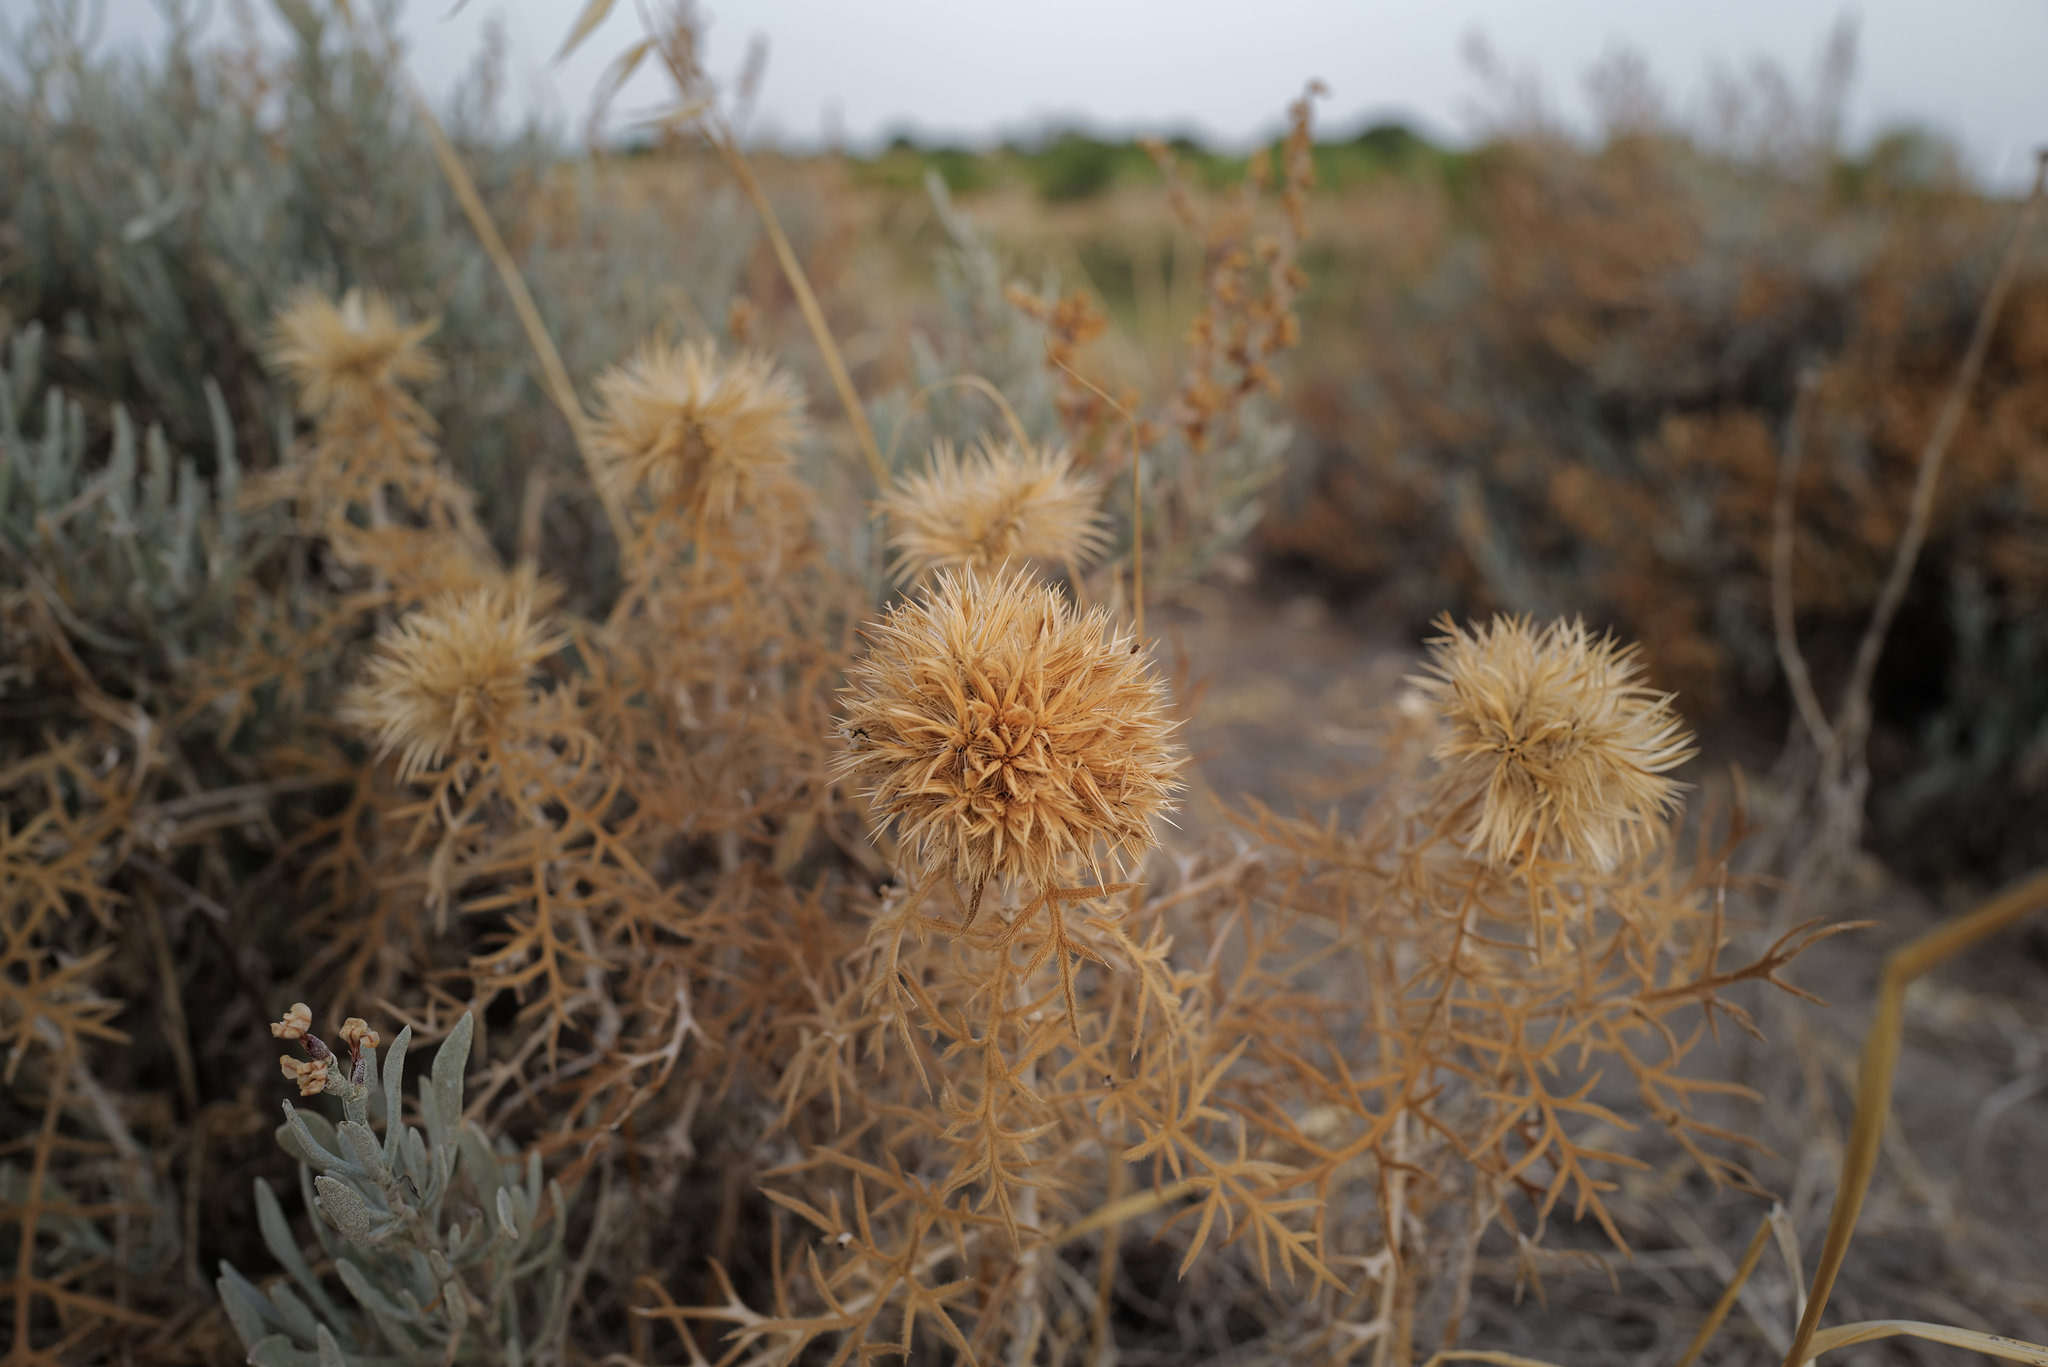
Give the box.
[877,438,1108,582]
[1415,615,1696,870]
[270,1003,313,1041]
[339,1017,380,1052]
[269,288,441,416]
[280,1055,330,1097]
[589,339,807,522]
[836,568,1183,897]
[341,584,566,782]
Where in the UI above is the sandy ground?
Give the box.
[1162,578,2048,1364]
[1161,581,1419,814]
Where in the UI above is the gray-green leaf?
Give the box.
[380,1025,412,1159]
[314,1175,376,1247]
[253,1177,348,1327]
[338,1120,385,1183]
[495,1186,519,1241]
[430,1011,474,1116]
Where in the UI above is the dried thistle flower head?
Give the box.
[269,1003,313,1041]
[589,339,807,521]
[877,437,1108,581]
[836,568,1183,898]
[1416,614,1696,870]
[343,583,567,781]
[269,287,441,415]
[279,1055,330,1097]
[339,1018,380,1052]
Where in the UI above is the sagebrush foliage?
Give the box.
[219,1011,574,1367]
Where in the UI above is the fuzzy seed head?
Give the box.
[589,339,806,521]
[269,1002,313,1041]
[1416,615,1696,870]
[269,288,441,415]
[343,584,566,781]
[836,568,1183,896]
[877,438,1109,581]
[280,1055,330,1097]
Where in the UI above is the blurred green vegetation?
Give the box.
[845,119,1472,201]
[844,115,1967,212]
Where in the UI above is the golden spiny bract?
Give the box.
[589,338,807,522]
[342,583,567,782]
[836,568,1183,899]
[877,437,1108,581]
[268,287,441,415]
[1417,614,1696,870]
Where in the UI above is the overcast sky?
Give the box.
[51,0,2048,186]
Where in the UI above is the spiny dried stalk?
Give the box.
[632,586,1836,1364]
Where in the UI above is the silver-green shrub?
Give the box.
[218,1013,573,1367]
[0,320,273,693]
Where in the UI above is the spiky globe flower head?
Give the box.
[588,339,807,522]
[343,583,567,782]
[269,288,441,415]
[877,437,1109,582]
[836,568,1183,900]
[1415,614,1696,871]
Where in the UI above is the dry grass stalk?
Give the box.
[336,0,634,547]
[632,0,889,488]
[1781,864,2048,1367]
